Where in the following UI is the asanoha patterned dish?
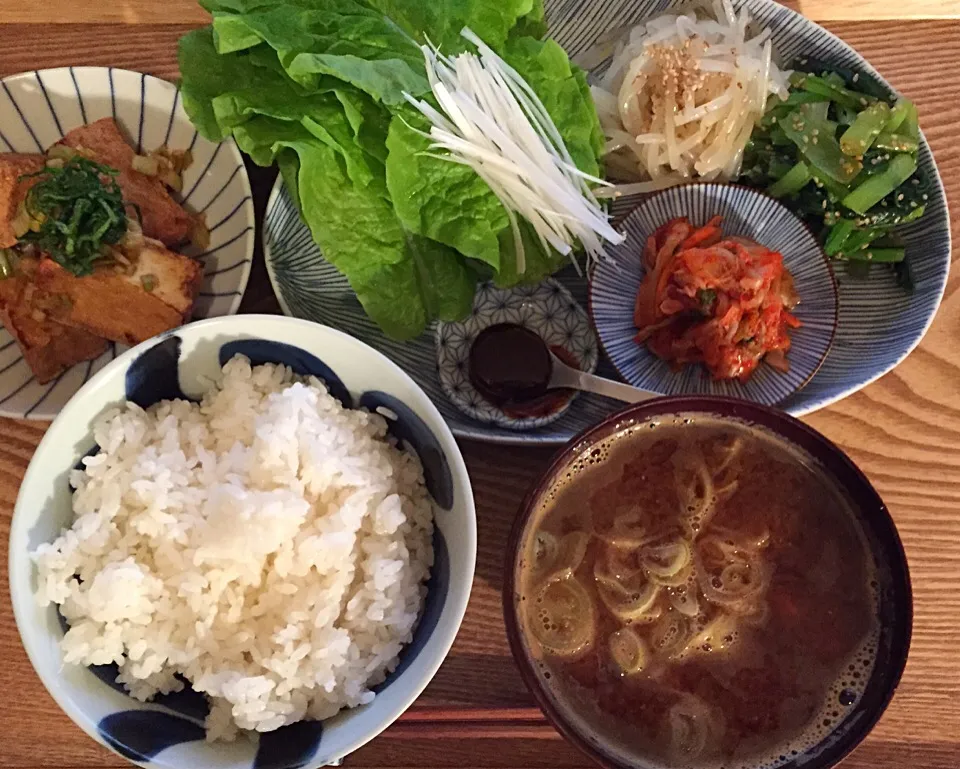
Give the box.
[436,280,599,431]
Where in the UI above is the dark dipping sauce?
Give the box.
[517,416,879,769]
[469,323,581,419]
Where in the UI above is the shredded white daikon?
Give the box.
[403,27,624,274]
[591,0,791,196]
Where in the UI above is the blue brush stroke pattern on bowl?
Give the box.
[590,184,838,406]
[97,335,453,767]
[0,67,255,420]
[219,339,353,408]
[9,315,476,769]
[100,711,208,764]
[262,0,949,444]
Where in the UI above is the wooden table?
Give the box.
[0,2,958,768]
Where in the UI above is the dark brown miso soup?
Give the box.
[518,416,879,769]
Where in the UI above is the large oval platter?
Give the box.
[264,0,950,445]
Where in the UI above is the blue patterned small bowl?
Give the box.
[590,184,838,406]
[0,67,255,420]
[9,315,476,769]
[435,280,599,431]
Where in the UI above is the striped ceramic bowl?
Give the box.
[590,184,838,406]
[0,67,254,419]
[264,0,951,443]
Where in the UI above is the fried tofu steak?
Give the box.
[0,154,45,249]
[0,274,107,384]
[33,240,203,346]
[57,118,195,247]
[0,120,205,383]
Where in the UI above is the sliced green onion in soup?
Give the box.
[707,434,744,474]
[651,562,693,588]
[695,536,769,611]
[713,470,739,500]
[594,568,640,596]
[596,544,642,585]
[530,531,560,578]
[673,449,717,537]
[642,540,691,580]
[530,531,589,585]
[609,627,649,676]
[677,612,739,659]
[650,610,692,658]
[597,578,660,622]
[664,693,717,761]
[594,546,662,621]
[666,581,700,617]
[550,531,589,582]
[529,577,596,657]
[595,508,654,549]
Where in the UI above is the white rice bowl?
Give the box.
[32,355,434,741]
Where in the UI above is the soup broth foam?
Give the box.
[517,415,879,769]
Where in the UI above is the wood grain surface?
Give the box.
[0,0,958,22]
[0,6,958,769]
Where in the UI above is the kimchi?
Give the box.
[634,216,800,381]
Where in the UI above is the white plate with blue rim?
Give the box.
[9,314,476,769]
[0,67,255,420]
[590,183,838,405]
[262,0,950,445]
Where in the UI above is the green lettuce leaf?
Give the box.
[180,0,604,339]
[365,0,545,51]
[494,221,569,288]
[178,28,276,140]
[385,108,508,271]
[234,115,475,337]
[276,148,302,210]
[208,2,429,104]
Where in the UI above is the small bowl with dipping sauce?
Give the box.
[436,280,599,431]
[504,397,910,769]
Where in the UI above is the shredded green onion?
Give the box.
[18,156,128,276]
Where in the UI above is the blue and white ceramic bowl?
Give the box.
[0,67,255,420]
[435,280,599,431]
[263,0,950,442]
[591,184,838,406]
[9,315,476,769]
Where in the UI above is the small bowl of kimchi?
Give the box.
[589,183,838,406]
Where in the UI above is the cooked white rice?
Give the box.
[32,355,434,740]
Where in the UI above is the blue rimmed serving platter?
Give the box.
[263,0,950,445]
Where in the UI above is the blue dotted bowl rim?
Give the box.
[589,181,840,405]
